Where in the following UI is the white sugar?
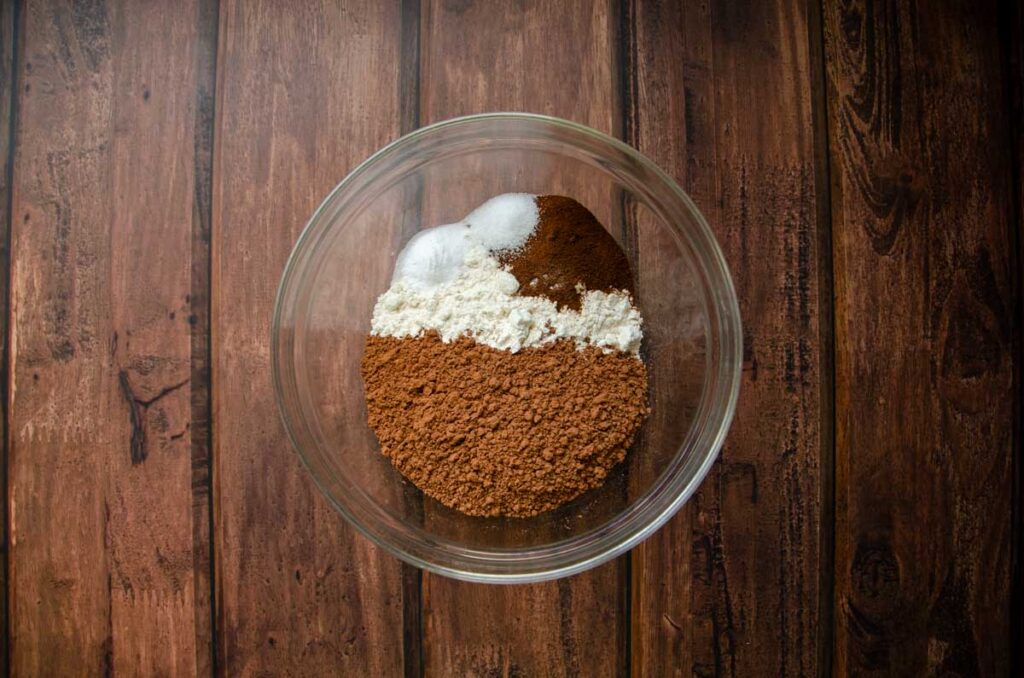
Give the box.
[463,193,539,252]
[391,222,472,290]
[390,193,540,291]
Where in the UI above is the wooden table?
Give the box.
[2,0,1019,675]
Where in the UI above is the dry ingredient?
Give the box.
[501,195,635,310]
[390,193,537,290]
[372,242,643,354]
[362,193,649,517]
[363,333,648,517]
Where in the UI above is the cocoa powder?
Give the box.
[500,195,635,310]
[362,333,649,517]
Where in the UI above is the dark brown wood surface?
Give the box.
[824,1,1015,674]
[0,1,12,673]
[9,0,210,674]
[212,1,406,674]
[627,0,828,675]
[0,0,1019,676]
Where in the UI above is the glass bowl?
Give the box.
[272,113,741,583]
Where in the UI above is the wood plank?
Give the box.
[824,1,1016,674]
[627,0,827,674]
[9,0,212,673]
[0,0,14,672]
[418,1,626,675]
[211,1,408,673]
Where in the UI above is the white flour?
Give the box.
[372,244,643,354]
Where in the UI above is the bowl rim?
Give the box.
[272,111,742,583]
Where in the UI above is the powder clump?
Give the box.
[464,192,539,252]
[501,195,635,310]
[362,333,649,517]
[372,242,642,354]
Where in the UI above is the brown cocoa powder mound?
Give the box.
[361,333,649,517]
[499,195,635,310]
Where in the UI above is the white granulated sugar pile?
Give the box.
[371,193,643,354]
[391,222,472,290]
[463,193,539,252]
[390,193,537,290]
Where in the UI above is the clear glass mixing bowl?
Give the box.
[272,113,741,583]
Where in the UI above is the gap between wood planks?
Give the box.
[806,0,838,674]
[192,0,221,674]
[0,0,20,674]
[399,0,424,676]
[616,1,636,672]
[999,0,1024,674]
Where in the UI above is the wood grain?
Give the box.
[211,1,408,673]
[9,0,211,673]
[824,0,1016,674]
[1,3,1019,674]
[0,0,13,672]
[418,0,626,675]
[627,0,827,675]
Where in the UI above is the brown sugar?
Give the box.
[499,195,635,310]
[361,333,649,517]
